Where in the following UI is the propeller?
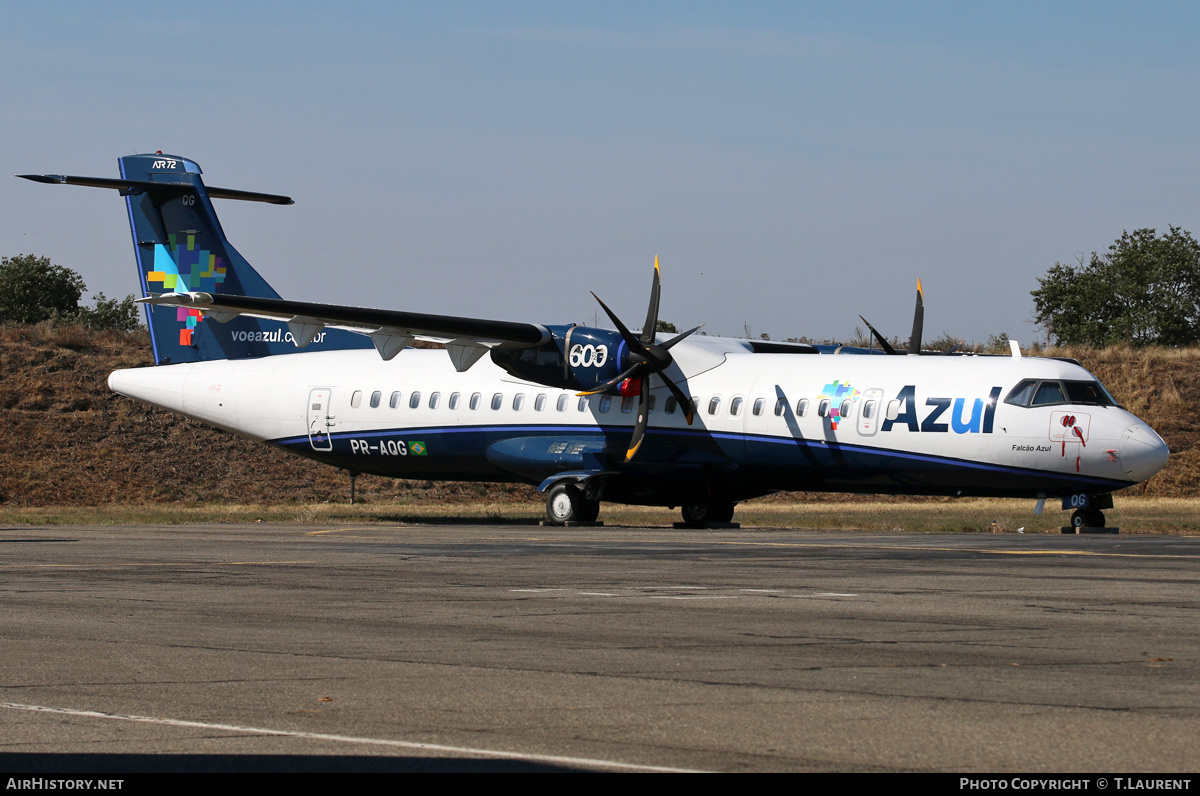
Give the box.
[859,278,924,355]
[907,278,924,355]
[582,256,702,461]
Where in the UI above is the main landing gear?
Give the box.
[680,503,736,527]
[545,483,600,525]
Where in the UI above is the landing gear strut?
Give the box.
[545,483,600,525]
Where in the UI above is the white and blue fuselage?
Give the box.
[110,339,1167,508]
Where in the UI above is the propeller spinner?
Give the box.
[583,257,702,461]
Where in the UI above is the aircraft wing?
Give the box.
[140,292,551,370]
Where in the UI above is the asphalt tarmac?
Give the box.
[0,522,1197,772]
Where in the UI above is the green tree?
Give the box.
[0,254,140,331]
[77,292,141,332]
[0,254,85,325]
[1032,227,1200,346]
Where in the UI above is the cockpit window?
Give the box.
[1064,380,1117,406]
[1005,378,1117,408]
[1005,380,1037,407]
[1032,381,1066,406]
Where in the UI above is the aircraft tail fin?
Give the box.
[22,153,370,364]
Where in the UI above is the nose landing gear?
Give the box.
[1063,493,1114,533]
[1070,508,1106,529]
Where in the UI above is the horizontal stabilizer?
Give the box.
[16,174,294,205]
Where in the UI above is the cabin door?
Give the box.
[307,388,334,451]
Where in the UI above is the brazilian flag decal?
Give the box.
[409,441,427,456]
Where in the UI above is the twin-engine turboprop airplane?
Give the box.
[20,154,1169,527]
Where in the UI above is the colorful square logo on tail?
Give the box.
[146,235,227,345]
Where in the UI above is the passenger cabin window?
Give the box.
[428,392,440,409]
[621,397,635,414]
[370,391,381,408]
[578,396,588,412]
[556,394,568,411]
[409,391,421,409]
[797,398,809,417]
[470,392,481,410]
[599,396,612,413]
[351,390,362,408]
[535,394,547,411]
[449,392,460,410]
[840,399,854,418]
[730,397,743,417]
[708,397,721,415]
[817,398,830,418]
[863,400,876,419]
[648,395,657,412]
[491,393,503,410]
[753,398,765,416]
[665,397,678,414]
[389,391,401,409]
[513,393,525,411]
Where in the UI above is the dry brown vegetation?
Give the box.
[0,325,1194,515]
[1047,345,1200,496]
[0,323,535,508]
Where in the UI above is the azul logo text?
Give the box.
[881,386,1003,434]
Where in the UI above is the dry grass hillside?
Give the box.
[0,324,1194,508]
[0,324,533,507]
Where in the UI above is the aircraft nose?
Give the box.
[1121,423,1169,483]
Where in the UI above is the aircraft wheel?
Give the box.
[1071,508,1106,529]
[681,502,736,527]
[546,483,600,525]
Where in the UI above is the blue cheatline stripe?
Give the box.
[270,422,1134,491]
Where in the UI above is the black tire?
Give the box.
[546,483,599,525]
[681,502,736,527]
[1071,508,1106,528]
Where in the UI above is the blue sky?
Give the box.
[3,2,1197,343]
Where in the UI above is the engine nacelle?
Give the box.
[489,324,630,392]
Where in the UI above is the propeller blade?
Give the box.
[591,292,643,352]
[577,362,643,396]
[661,322,704,350]
[641,256,662,346]
[660,373,694,425]
[907,279,924,356]
[626,386,650,461]
[858,315,898,355]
